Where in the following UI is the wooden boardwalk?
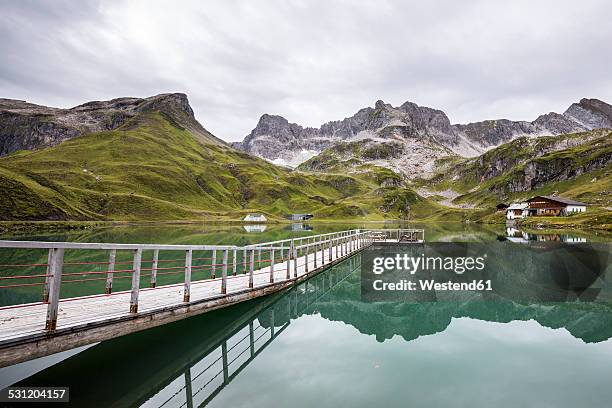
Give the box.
[0,228,424,367]
[0,243,347,342]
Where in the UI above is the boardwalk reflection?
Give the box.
[141,256,360,407]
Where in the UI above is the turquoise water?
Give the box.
[0,223,611,407]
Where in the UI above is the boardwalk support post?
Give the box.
[184,249,192,303]
[45,248,64,331]
[105,249,116,294]
[129,248,142,314]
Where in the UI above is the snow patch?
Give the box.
[269,149,321,168]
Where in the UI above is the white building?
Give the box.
[506,203,528,220]
[243,213,267,222]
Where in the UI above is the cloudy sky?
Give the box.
[1,0,611,142]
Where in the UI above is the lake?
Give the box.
[0,222,610,407]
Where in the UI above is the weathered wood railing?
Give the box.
[370,228,425,243]
[0,229,378,333]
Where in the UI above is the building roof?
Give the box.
[244,213,267,220]
[507,203,528,210]
[528,195,587,206]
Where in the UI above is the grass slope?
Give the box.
[0,112,445,221]
[418,130,612,208]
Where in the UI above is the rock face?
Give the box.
[563,98,612,129]
[235,98,612,170]
[0,93,222,156]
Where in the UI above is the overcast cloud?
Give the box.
[1,0,611,141]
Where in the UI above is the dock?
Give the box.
[0,228,424,367]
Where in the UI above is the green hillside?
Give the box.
[418,130,612,208]
[0,111,447,221]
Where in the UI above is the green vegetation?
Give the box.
[297,139,404,172]
[0,112,446,222]
[1,109,609,229]
[418,130,612,208]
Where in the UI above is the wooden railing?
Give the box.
[0,230,375,332]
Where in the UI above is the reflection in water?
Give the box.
[141,257,357,407]
[505,225,588,243]
[242,224,267,233]
[290,223,313,232]
[8,241,612,407]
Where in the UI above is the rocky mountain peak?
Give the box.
[374,100,387,110]
[235,96,612,172]
[563,98,612,129]
[0,92,221,156]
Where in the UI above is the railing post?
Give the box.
[328,235,332,262]
[258,248,262,269]
[105,249,116,294]
[232,248,237,276]
[249,321,255,357]
[249,249,255,288]
[45,248,64,331]
[211,249,217,279]
[335,234,339,259]
[305,243,309,273]
[184,249,192,302]
[314,239,318,268]
[286,242,291,279]
[288,239,294,279]
[221,341,229,384]
[269,246,275,283]
[150,249,159,288]
[221,249,228,294]
[130,248,142,314]
[185,369,194,408]
[293,244,298,278]
[243,248,247,274]
[42,249,53,302]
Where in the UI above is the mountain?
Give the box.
[419,129,612,208]
[234,98,612,176]
[0,93,461,221]
[0,93,225,156]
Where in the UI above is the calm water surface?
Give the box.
[0,222,610,407]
